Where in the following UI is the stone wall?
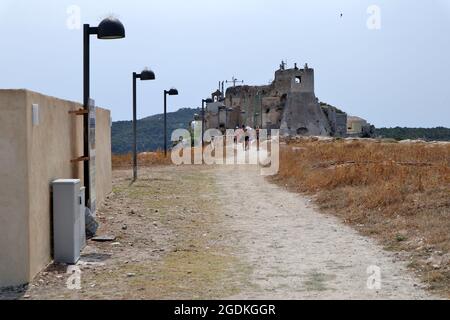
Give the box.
[322,103,348,138]
[280,92,331,136]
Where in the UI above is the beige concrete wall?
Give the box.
[0,90,30,287]
[0,89,112,287]
[25,90,85,279]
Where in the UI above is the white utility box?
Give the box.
[52,179,84,264]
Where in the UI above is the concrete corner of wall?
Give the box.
[0,89,31,287]
[95,107,113,205]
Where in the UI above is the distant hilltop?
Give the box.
[112,108,200,154]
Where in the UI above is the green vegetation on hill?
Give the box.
[113,111,450,154]
[112,108,200,154]
[376,127,450,141]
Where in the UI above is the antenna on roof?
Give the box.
[226,76,244,87]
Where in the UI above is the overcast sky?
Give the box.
[1,0,449,127]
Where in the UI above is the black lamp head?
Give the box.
[140,69,156,81]
[167,88,179,96]
[203,98,213,104]
[97,17,126,40]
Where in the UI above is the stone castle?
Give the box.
[204,62,374,138]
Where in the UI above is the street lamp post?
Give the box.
[218,106,224,130]
[163,88,179,157]
[241,110,247,127]
[83,17,125,208]
[201,98,213,147]
[255,113,260,128]
[132,69,156,181]
[225,107,233,129]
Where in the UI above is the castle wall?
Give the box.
[335,113,348,137]
[322,105,348,138]
[280,92,331,136]
[262,97,283,128]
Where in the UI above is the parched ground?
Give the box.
[0,164,440,300]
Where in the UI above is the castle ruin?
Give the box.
[205,62,373,138]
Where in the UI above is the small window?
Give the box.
[295,76,302,84]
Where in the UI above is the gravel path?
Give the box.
[215,165,435,300]
[1,164,437,300]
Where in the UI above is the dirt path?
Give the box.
[214,165,434,299]
[1,164,437,300]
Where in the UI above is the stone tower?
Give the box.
[278,64,331,136]
[211,89,223,102]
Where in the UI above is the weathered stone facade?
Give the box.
[205,63,349,137]
[321,103,348,137]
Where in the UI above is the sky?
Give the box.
[0,0,449,127]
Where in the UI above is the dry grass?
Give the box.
[112,147,213,170]
[112,151,172,169]
[271,138,450,297]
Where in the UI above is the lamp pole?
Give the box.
[164,92,167,155]
[83,25,90,206]
[224,107,233,129]
[201,98,213,148]
[132,73,138,181]
[83,18,125,208]
[201,99,206,148]
[163,88,179,157]
[241,111,247,127]
[217,106,223,129]
[132,69,156,181]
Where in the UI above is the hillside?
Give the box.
[112,111,450,154]
[112,108,199,154]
